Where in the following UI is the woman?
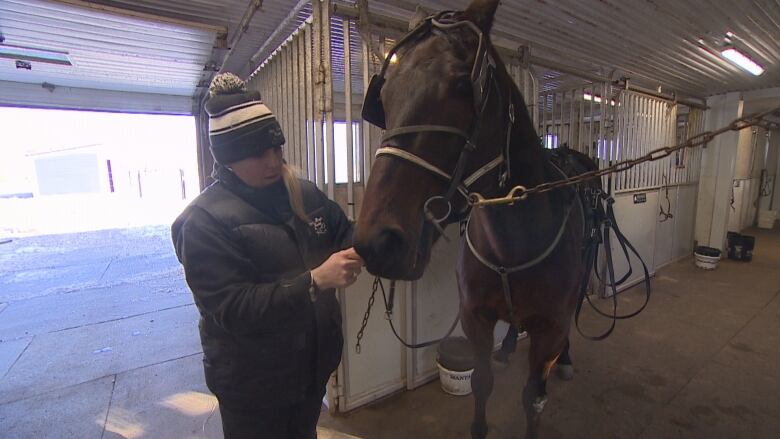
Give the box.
[172,73,362,438]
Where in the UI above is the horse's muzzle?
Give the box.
[355,225,424,280]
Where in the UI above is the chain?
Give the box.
[468,106,780,207]
[355,277,379,354]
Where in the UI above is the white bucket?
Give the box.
[758,210,776,229]
[437,362,473,396]
[694,252,720,270]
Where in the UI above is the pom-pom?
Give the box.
[209,72,247,97]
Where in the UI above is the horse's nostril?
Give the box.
[373,227,406,257]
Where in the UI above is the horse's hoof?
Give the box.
[532,395,548,413]
[556,364,574,381]
[471,421,488,439]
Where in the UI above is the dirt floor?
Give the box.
[1,225,779,438]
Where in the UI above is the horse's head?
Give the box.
[355,0,516,280]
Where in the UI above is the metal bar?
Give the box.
[344,18,356,219]
[542,93,548,144]
[626,93,634,189]
[283,45,293,166]
[529,70,539,130]
[578,88,585,153]
[292,34,302,172]
[297,29,309,179]
[658,99,665,187]
[615,89,624,191]
[248,0,311,73]
[648,98,657,188]
[313,1,325,190]
[598,83,606,169]
[631,93,639,190]
[637,94,644,189]
[287,44,296,169]
[218,0,264,73]
[305,24,316,181]
[588,85,594,157]
[551,92,557,147]
[559,91,564,146]
[568,89,575,148]
[323,0,336,199]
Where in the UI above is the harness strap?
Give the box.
[465,195,576,324]
[375,147,504,195]
[381,278,461,349]
[499,270,514,323]
[381,125,470,143]
[573,192,653,340]
[376,147,452,181]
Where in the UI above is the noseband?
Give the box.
[362,11,515,234]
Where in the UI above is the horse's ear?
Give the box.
[409,5,430,31]
[464,0,501,33]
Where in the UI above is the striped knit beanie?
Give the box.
[205,73,285,164]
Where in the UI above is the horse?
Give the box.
[353,1,599,438]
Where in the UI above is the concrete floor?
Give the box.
[1,225,779,438]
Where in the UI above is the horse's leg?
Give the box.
[461,307,497,439]
[555,337,574,381]
[522,329,567,439]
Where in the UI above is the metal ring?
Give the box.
[423,195,452,224]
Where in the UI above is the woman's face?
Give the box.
[229,146,284,188]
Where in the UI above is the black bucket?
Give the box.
[727,233,754,262]
[437,337,475,372]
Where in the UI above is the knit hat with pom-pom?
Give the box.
[205,72,285,164]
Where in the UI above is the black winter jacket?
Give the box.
[171,168,352,408]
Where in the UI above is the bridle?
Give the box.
[362,11,515,235]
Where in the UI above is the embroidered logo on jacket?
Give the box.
[309,217,328,235]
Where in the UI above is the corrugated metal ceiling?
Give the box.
[0,0,219,96]
[1,0,778,114]
[0,0,310,111]
[90,0,310,78]
[360,0,780,98]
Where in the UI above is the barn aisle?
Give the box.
[319,226,780,439]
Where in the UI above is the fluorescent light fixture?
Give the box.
[583,92,601,102]
[0,44,72,66]
[721,48,764,76]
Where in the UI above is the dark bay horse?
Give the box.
[354,1,596,438]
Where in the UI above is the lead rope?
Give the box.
[355,277,461,353]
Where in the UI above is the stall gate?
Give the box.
[248,0,706,413]
[536,76,706,289]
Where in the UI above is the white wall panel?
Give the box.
[654,186,678,269]
[673,184,698,260]
[406,226,464,389]
[337,274,407,412]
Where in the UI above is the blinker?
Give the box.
[362,74,386,129]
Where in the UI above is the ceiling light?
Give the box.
[583,93,616,106]
[721,48,764,76]
[583,92,600,102]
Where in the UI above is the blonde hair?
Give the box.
[282,164,310,223]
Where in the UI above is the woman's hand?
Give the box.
[311,247,365,290]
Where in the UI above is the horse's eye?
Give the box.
[453,77,472,97]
